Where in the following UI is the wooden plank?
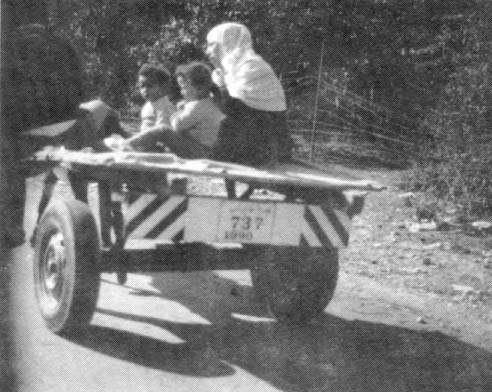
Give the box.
[24,147,386,191]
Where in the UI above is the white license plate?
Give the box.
[217,201,275,243]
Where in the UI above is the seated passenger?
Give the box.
[121,63,176,152]
[170,61,225,158]
[205,22,293,166]
[120,62,224,159]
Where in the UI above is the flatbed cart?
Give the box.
[22,146,384,334]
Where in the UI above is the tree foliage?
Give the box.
[43,1,480,133]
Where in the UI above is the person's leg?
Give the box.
[30,170,61,246]
[68,171,89,203]
[36,170,58,218]
[126,130,169,152]
[212,115,246,163]
[129,130,211,158]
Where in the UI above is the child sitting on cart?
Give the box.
[116,62,224,159]
[114,63,176,152]
[169,61,225,158]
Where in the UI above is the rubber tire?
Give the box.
[251,246,339,323]
[33,199,100,334]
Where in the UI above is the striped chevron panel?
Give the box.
[123,195,187,243]
[122,194,352,249]
[302,205,350,248]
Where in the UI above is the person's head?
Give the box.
[175,61,213,101]
[206,22,253,69]
[137,63,171,102]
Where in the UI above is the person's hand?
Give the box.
[211,68,225,87]
[104,134,127,151]
[176,100,187,111]
[120,140,136,152]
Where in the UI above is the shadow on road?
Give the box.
[71,272,492,392]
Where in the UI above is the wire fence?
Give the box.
[286,75,421,157]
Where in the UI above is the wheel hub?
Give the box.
[41,232,66,310]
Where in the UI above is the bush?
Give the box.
[405,59,492,219]
[403,2,492,220]
[405,149,492,219]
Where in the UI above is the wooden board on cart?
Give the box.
[24,147,385,192]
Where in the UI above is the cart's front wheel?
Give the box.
[33,199,100,334]
[251,246,338,323]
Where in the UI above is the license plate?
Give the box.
[217,201,275,243]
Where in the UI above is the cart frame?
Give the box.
[23,147,378,333]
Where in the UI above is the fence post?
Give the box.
[309,40,325,162]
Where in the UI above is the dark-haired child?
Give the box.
[121,63,176,151]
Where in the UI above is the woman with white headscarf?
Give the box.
[205,22,293,166]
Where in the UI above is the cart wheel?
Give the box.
[251,246,338,323]
[33,199,101,334]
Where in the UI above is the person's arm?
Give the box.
[210,68,230,111]
[121,123,173,151]
[209,84,228,112]
[170,101,199,133]
[122,98,175,150]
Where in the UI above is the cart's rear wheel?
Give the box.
[251,246,338,323]
[33,199,100,334]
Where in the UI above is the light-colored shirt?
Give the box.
[140,96,175,132]
[170,97,225,147]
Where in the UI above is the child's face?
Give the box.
[177,75,202,101]
[138,75,166,102]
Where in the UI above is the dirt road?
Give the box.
[5,173,492,392]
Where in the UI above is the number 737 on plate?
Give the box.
[217,202,275,243]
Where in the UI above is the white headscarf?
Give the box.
[207,22,286,112]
